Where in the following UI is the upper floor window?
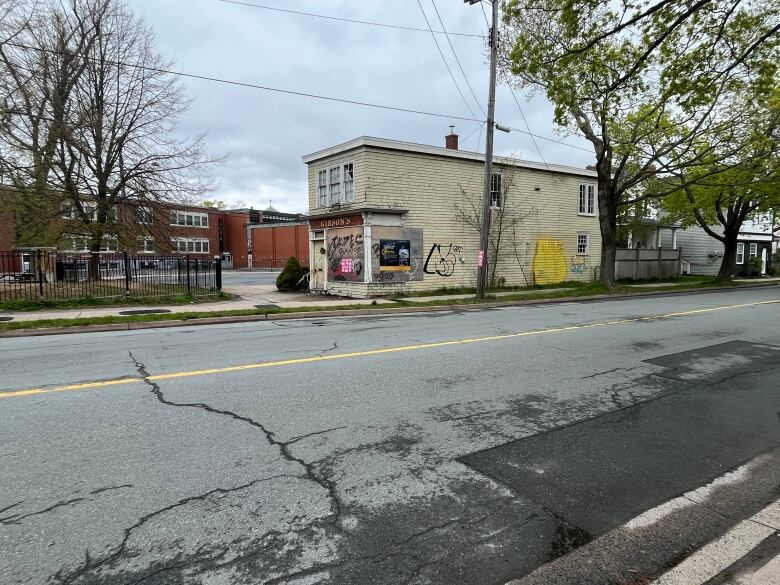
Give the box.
[170,210,209,228]
[318,162,355,207]
[61,202,116,222]
[135,206,154,224]
[579,184,596,215]
[490,173,502,208]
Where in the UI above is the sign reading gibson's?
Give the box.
[310,214,363,230]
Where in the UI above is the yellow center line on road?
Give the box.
[1,298,778,401]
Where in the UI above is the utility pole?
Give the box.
[466,0,499,298]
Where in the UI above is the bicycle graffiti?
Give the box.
[424,243,462,277]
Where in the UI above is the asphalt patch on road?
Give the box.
[462,341,780,565]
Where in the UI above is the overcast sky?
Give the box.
[132,0,595,213]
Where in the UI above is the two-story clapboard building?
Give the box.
[303,132,602,297]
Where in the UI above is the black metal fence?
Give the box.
[0,250,222,302]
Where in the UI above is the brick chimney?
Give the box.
[445,126,458,150]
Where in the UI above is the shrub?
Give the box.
[746,256,763,276]
[276,257,310,292]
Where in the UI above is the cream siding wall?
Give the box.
[364,148,601,291]
[307,146,602,293]
[308,150,368,215]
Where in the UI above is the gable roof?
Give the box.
[302,136,597,179]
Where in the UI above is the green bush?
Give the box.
[276,257,310,292]
[746,256,763,276]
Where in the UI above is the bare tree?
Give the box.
[455,165,539,288]
[0,0,105,244]
[0,0,215,275]
[54,1,215,270]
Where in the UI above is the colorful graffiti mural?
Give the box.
[532,239,567,284]
[570,255,587,274]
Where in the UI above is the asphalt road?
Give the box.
[1,287,779,585]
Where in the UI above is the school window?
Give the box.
[490,173,502,208]
[61,234,118,252]
[171,238,209,254]
[138,237,155,253]
[170,210,209,228]
[577,233,590,255]
[736,243,745,264]
[318,162,355,206]
[578,184,596,215]
[749,243,757,258]
[135,206,154,224]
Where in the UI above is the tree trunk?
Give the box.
[716,231,738,282]
[597,181,618,287]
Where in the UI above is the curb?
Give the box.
[0,282,776,338]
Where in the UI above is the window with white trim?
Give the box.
[318,162,355,206]
[171,238,210,254]
[61,234,118,252]
[135,206,154,224]
[749,242,757,258]
[578,184,596,215]
[490,173,502,208]
[317,170,328,206]
[576,233,590,255]
[170,210,209,228]
[138,237,155,253]
[61,202,116,221]
[736,242,745,264]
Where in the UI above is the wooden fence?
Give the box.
[615,247,682,280]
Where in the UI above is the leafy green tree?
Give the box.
[502,0,779,286]
[660,86,780,280]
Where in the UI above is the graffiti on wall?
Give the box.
[327,228,365,282]
[423,243,463,277]
[532,239,567,285]
[570,255,587,274]
[369,227,424,284]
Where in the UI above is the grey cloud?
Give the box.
[134,0,594,213]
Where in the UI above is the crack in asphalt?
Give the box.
[317,340,338,356]
[127,351,347,534]
[54,474,294,585]
[88,484,134,496]
[287,426,348,445]
[0,498,86,525]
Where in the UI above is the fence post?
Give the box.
[634,247,640,281]
[186,254,191,295]
[124,251,131,296]
[37,250,44,299]
[677,246,683,276]
[215,256,222,292]
[657,246,663,279]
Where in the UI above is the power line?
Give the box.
[416,0,478,120]
[508,86,550,169]
[0,40,482,123]
[430,0,485,117]
[506,123,593,153]
[216,0,485,38]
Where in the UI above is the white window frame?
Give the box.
[318,162,355,207]
[135,206,154,224]
[749,242,758,258]
[576,233,590,255]
[490,173,502,209]
[317,170,328,206]
[170,210,209,228]
[578,184,596,216]
[138,237,155,253]
[736,242,745,264]
[171,237,210,254]
[61,234,118,252]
